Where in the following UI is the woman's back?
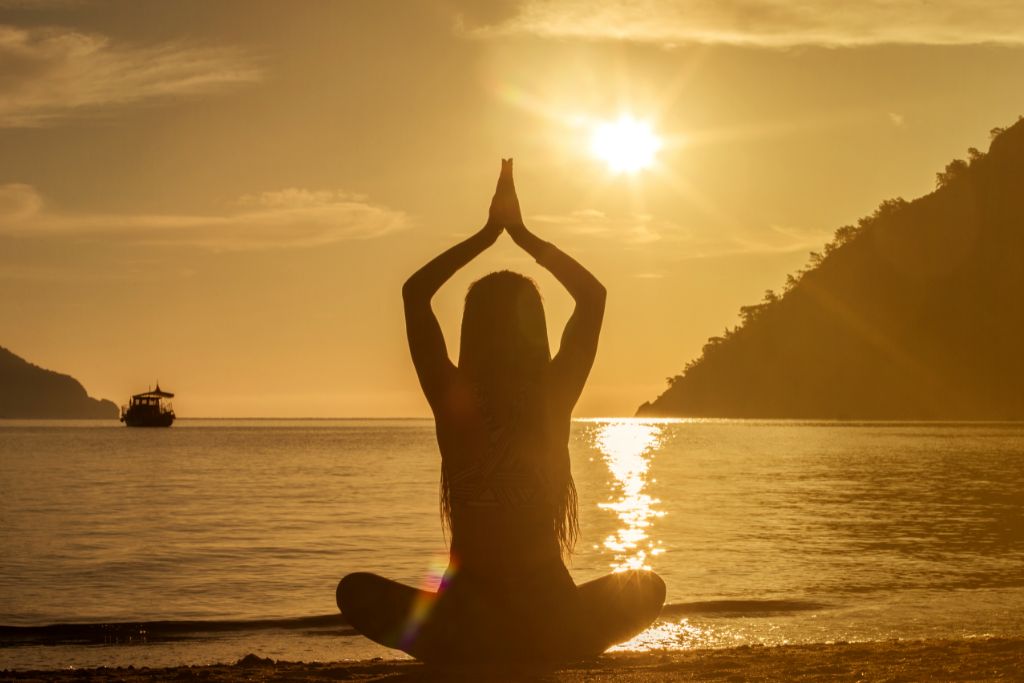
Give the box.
[434,370,572,578]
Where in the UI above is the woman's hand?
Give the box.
[487,158,524,234]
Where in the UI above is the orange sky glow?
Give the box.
[2,1,1024,416]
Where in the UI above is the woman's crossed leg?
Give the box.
[336,569,665,666]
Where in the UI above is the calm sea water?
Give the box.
[1,418,1023,670]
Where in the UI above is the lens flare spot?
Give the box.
[398,554,453,649]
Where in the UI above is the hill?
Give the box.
[638,117,1024,419]
[0,346,119,419]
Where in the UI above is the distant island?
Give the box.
[639,116,1024,420]
[0,346,119,419]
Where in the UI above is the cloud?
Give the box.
[0,182,43,219]
[0,0,83,6]
[723,223,833,256]
[531,209,687,244]
[0,183,409,249]
[0,24,260,127]
[0,1,82,6]
[531,207,831,257]
[463,0,1024,47]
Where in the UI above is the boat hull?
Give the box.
[121,411,175,427]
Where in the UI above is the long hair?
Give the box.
[440,270,579,555]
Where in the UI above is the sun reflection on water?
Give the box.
[592,419,733,652]
[594,420,666,572]
[607,618,742,652]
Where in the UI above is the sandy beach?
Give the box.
[4,638,1022,682]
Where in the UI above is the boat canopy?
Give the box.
[132,384,174,399]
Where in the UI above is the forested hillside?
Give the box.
[639,118,1024,419]
[0,346,118,418]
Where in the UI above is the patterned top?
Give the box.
[446,386,551,510]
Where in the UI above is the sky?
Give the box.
[2,0,1024,417]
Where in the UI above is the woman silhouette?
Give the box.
[337,160,665,666]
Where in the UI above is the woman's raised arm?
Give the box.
[402,165,506,408]
[501,163,606,408]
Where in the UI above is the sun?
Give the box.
[590,115,662,174]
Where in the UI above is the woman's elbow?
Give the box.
[401,278,421,303]
[575,282,606,316]
[402,278,434,311]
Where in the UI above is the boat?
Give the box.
[120,384,175,427]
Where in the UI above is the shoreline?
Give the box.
[3,638,1022,682]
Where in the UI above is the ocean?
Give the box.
[1,418,1022,670]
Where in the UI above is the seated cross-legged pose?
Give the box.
[337,159,665,667]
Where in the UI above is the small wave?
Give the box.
[661,599,830,617]
[0,614,355,646]
[1,601,831,646]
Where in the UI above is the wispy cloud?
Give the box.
[0,1,84,7]
[0,183,409,249]
[0,24,260,127]
[462,0,1024,47]
[531,207,831,257]
[724,223,834,256]
[531,209,685,244]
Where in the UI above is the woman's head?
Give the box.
[458,270,550,382]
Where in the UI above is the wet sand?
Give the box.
[3,638,1022,682]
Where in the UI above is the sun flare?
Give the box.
[590,115,662,174]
